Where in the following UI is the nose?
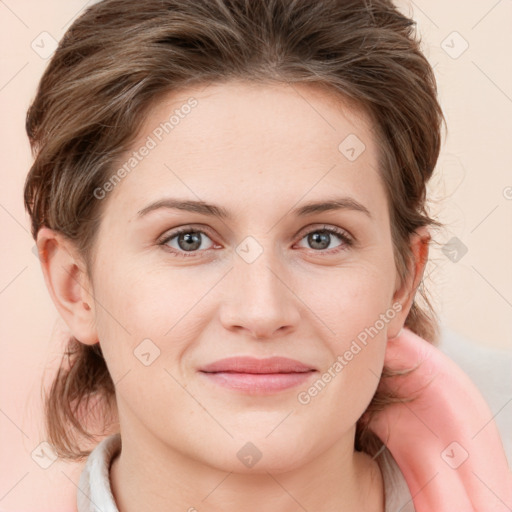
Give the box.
[219,253,301,339]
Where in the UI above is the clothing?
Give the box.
[368,328,512,512]
[76,432,414,511]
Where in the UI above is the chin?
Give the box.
[207,435,313,475]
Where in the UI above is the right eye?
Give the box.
[159,226,218,258]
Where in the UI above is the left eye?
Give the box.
[296,227,352,252]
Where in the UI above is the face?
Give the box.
[68,81,414,472]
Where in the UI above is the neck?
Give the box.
[110,421,384,512]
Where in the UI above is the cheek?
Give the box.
[296,263,392,414]
[90,265,195,421]
[297,259,395,340]
[305,340,386,443]
[91,259,216,376]
[297,292,389,439]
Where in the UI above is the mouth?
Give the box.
[198,356,317,394]
[199,355,315,373]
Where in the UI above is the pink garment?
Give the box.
[368,327,512,511]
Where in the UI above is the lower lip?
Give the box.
[200,371,317,394]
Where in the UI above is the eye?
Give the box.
[295,225,353,253]
[158,224,353,258]
[159,227,217,257]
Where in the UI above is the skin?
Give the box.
[37,81,429,512]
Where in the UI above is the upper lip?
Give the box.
[199,356,316,374]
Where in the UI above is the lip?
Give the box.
[199,356,317,394]
[199,356,315,373]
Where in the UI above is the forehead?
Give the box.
[142,80,375,155]
[104,80,387,223]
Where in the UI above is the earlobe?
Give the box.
[36,227,98,346]
[388,327,404,341]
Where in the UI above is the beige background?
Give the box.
[0,0,511,510]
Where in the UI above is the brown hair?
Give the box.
[24,0,445,460]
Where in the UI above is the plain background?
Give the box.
[0,0,511,510]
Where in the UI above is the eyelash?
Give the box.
[157,224,354,258]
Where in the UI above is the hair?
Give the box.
[24,0,445,461]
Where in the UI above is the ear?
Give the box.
[387,225,431,339]
[36,226,98,345]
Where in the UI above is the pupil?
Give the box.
[178,232,201,251]
[309,231,330,250]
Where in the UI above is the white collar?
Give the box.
[77,433,121,512]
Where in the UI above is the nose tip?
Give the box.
[219,260,300,339]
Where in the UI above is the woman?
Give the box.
[24,0,512,510]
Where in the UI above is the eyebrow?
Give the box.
[136,196,372,220]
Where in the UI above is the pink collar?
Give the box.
[368,327,512,511]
